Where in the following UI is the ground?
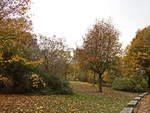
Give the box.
[0,81,139,113]
[137,94,150,113]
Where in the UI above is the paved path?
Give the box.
[137,94,150,113]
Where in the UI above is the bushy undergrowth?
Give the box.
[43,74,73,95]
[0,72,73,95]
[0,61,34,93]
[0,46,73,94]
[112,75,148,92]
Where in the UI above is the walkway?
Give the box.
[137,94,150,113]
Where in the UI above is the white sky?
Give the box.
[31,0,150,49]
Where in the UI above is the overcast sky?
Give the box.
[31,0,150,49]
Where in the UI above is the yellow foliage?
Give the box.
[25,60,44,65]
[102,72,111,82]
[0,75,8,81]
[10,55,26,62]
[0,45,3,48]
[124,25,150,76]
[29,74,46,89]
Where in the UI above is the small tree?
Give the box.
[82,20,121,92]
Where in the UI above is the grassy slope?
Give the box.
[0,81,139,113]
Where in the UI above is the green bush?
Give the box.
[5,61,33,93]
[112,75,148,92]
[102,81,112,87]
[44,74,73,95]
[0,45,35,93]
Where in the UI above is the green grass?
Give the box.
[0,81,139,113]
[62,93,130,113]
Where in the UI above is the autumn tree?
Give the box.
[0,0,32,60]
[81,20,121,92]
[124,26,150,88]
[0,0,40,93]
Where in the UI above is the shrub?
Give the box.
[4,61,33,93]
[44,74,73,94]
[112,75,148,92]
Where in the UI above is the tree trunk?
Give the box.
[98,73,103,92]
[148,76,150,88]
[93,72,96,86]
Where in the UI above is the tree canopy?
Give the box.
[76,20,121,92]
[125,26,150,88]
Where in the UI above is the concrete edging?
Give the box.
[120,92,149,113]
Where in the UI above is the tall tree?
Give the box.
[0,0,38,93]
[0,0,33,65]
[125,26,150,88]
[81,20,121,92]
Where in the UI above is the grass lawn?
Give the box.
[0,81,139,113]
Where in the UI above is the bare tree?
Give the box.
[0,0,31,20]
[38,35,72,77]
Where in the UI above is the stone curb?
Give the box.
[120,92,149,113]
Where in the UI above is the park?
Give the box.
[0,0,150,113]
